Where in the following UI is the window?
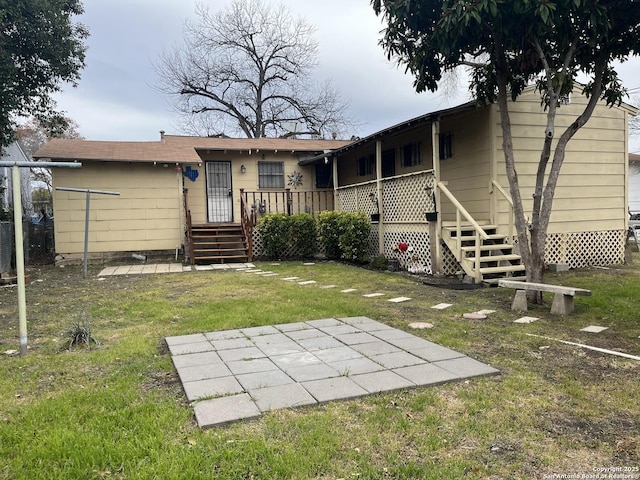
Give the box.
[258,161,284,188]
[315,162,333,188]
[439,133,453,160]
[358,155,375,176]
[382,149,396,177]
[402,143,421,167]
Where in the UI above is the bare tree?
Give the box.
[16,117,83,192]
[156,0,352,139]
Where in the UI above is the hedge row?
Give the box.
[256,211,371,262]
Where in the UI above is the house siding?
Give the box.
[439,108,492,221]
[53,162,183,255]
[494,88,628,235]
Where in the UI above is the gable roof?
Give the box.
[33,135,353,164]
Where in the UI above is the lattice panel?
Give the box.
[381,223,432,273]
[440,241,463,275]
[382,172,435,223]
[336,182,378,215]
[544,230,626,268]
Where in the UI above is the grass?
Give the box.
[0,256,638,479]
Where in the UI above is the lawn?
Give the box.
[0,257,638,479]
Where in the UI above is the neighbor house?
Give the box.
[630,153,640,214]
[35,87,636,282]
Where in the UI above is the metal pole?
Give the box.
[83,191,90,279]
[11,165,28,356]
[0,160,81,356]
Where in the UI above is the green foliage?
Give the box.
[370,255,389,270]
[59,314,100,351]
[257,213,317,259]
[289,213,317,258]
[0,0,88,146]
[317,211,371,262]
[257,213,291,258]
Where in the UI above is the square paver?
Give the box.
[210,337,255,351]
[286,328,325,342]
[165,333,208,346]
[388,297,412,303]
[317,324,361,337]
[171,351,222,369]
[217,346,266,362]
[226,358,279,375]
[176,363,233,383]
[334,332,378,345]
[353,341,402,357]
[168,341,215,356]
[270,351,322,369]
[363,293,385,298]
[369,351,426,369]
[285,363,340,382]
[193,393,261,428]
[241,325,280,337]
[410,346,466,362]
[327,357,385,376]
[513,316,539,324]
[432,303,453,310]
[394,363,460,386]
[204,329,245,341]
[301,376,368,403]
[580,325,608,333]
[297,335,344,351]
[305,318,341,328]
[435,356,500,378]
[313,346,362,363]
[275,322,310,332]
[235,370,295,390]
[341,288,358,293]
[182,376,244,402]
[250,383,317,412]
[351,370,415,393]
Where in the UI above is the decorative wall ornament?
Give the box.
[183,166,199,182]
[287,171,303,189]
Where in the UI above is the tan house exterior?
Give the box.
[35,135,349,263]
[36,87,635,279]
[302,87,636,281]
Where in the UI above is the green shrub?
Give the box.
[290,213,317,258]
[256,213,291,258]
[370,254,389,270]
[318,211,371,262]
[257,213,317,259]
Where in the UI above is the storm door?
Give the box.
[206,161,233,223]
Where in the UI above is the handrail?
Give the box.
[437,181,488,282]
[335,169,436,191]
[491,180,514,243]
[183,189,194,265]
[239,188,253,261]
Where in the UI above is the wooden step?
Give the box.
[464,254,522,264]
[479,264,526,275]
[461,243,514,253]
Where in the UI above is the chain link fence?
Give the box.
[0,219,55,275]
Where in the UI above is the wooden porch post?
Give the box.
[332,155,339,210]
[376,140,384,255]
[432,120,442,274]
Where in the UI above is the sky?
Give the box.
[54,0,640,152]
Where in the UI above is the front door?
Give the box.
[206,161,233,223]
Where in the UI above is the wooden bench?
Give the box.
[498,279,592,315]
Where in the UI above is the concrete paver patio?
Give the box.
[166,316,500,429]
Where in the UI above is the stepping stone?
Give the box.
[195,265,213,271]
[282,277,300,281]
[431,303,452,310]
[303,262,316,266]
[580,325,608,333]
[475,309,496,315]
[261,273,279,277]
[298,280,317,285]
[341,288,357,293]
[363,293,385,298]
[513,316,539,324]
[320,285,337,289]
[463,313,486,320]
[409,322,434,329]
[193,393,260,429]
[389,297,411,303]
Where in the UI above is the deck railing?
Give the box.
[242,189,334,220]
